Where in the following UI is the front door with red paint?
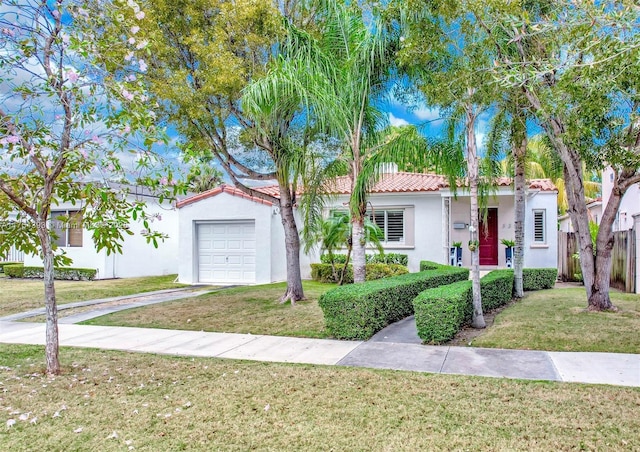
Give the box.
[479,208,498,266]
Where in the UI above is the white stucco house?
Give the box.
[23,185,180,279]
[177,172,558,285]
[602,167,640,232]
[558,198,602,232]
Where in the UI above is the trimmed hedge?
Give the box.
[320,253,409,266]
[522,268,557,291]
[481,270,515,311]
[0,261,20,273]
[367,253,408,266]
[419,260,447,271]
[413,270,515,344]
[319,266,469,340]
[311,263,408,284]
[3,264,97,281]
[413,280,472,344]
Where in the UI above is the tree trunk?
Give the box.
[37,219,60,376]
[466,106,485,329]
[513,122,527,298]
[587,170,626,311]
[351,217,366,283]
[278,186,305,305]
[522,86,639,310]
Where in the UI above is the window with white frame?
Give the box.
[533,209,546,243]
[51,210,83,247]
[329,208,406,245]
[367,209,404,244]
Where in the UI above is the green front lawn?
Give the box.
[81,281,334,338]
[0,275,187,317]
[473,288,640,353]
[1,344,638,451]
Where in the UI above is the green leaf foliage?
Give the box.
[319,266,469,340]
[522,268,558,291]
[3,264,97,281]
[320,253,408,266]
[310,263,408,284]
[413,270,514,344]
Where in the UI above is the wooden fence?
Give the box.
[558,229,636,292]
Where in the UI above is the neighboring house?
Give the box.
[558,198,602,232]
[602,166,640,232]
[0,212,25,262]
[177,171,558,285]
[23,185,179,279]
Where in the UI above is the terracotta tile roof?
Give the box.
[176,184,274,208]
[526,179,558,192]
[321,172,448,194]
[177,174,557,207]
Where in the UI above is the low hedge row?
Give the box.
[319,266,469,340]
[0,261,20,273]
[522,268,557,291]
[419,260,444,271]
[320,253,409,266]
[310,263,408,284]
[3,264,97,281]
[413,270,515,344]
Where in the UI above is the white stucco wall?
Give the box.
[442,187,557,269]
[602,166,640,232]
[178,192,281,284]
[24,196,179,279]
[110,200,179,278]
[446,189,516,268]
[523,191,558,268]
[323,192,443,272]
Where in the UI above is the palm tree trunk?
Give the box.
[513,124,527,298]
[37,219,60,375]
[351,217,366,283]
[466,106,485,329]
[278,186,305,305]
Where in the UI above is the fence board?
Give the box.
[557,228,637,293]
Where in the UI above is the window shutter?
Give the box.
[386,210,404,243]
[534,210,545,242]
[68,211,83,247]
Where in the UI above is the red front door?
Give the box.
[479,208,498,266]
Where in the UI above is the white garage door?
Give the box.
[197,221,256,284]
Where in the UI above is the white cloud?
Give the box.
[389,112,409,127]
[414,106,442,122]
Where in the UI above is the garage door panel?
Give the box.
[212,255,226,265]
[212,225,227,235]
[227,240,241,250]
[198,221,256,284]
[212,240,227,250]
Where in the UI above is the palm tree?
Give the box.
[319,213,384,285]
[186,164,224,193]
[296,1,426,283]
[498,134,601,214]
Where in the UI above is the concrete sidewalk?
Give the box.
[0,287,215,323]
[1,320,638,387]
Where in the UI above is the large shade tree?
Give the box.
[112,0,325,303]
[0,0,178,374]
[481,0,640,310]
